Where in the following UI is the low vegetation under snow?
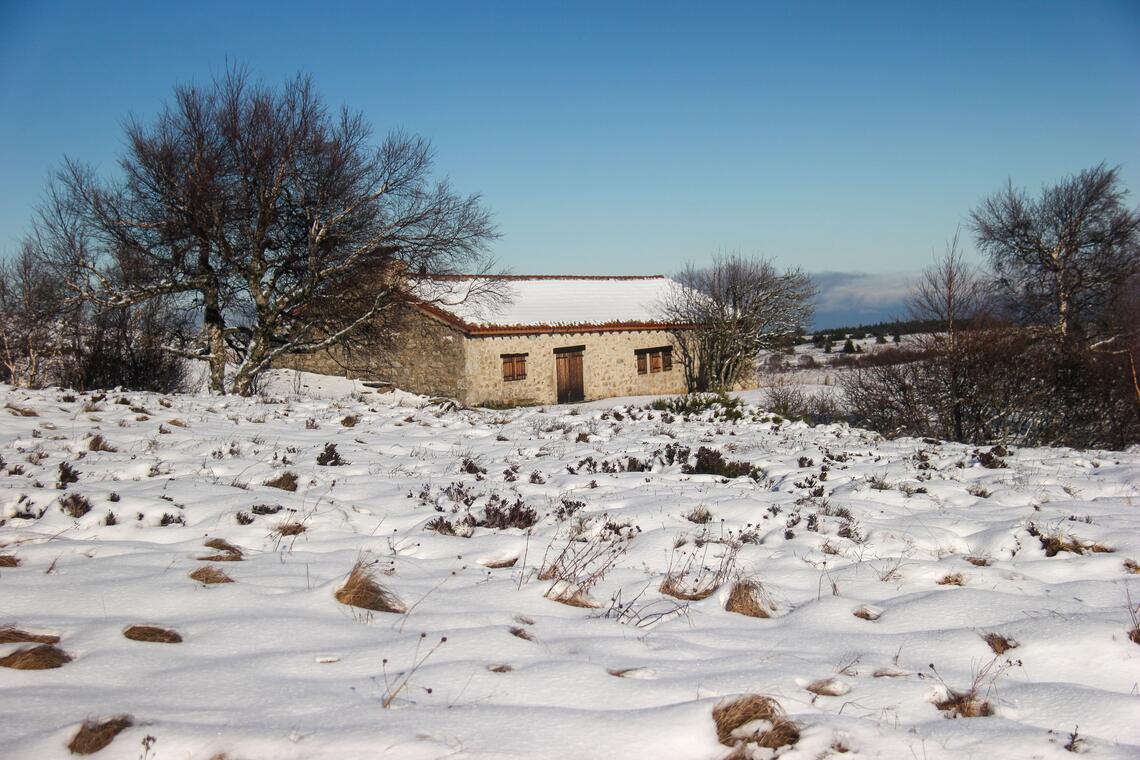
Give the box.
[1,376,1138,758]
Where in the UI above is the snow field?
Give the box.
[1,379,1139,759]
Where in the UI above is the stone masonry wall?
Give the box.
[462,329,688,406]
[276,310,467,399]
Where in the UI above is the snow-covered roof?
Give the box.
[413,275,685,334]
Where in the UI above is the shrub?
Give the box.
[264,471,299,491]
[316,443,347,466]
[683,447,756,479]
[650,393,743,418]
[481,497,538,530]
[57,462,80,489]
[60,493,92,518]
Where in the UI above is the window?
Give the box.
[501,353,527,382]
[635,346,673,374]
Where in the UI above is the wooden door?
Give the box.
[555,349,584,403]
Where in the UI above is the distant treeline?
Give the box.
[806,319,945,340]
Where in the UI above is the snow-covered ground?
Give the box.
[2,377,1139,759]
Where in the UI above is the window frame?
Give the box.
[635,345,673,375]
[501,353,528,382]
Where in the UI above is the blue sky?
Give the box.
[1,1,1137,323]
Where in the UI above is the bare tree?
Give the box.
[34,66,497,395]
[970,163,1140,349]
[660,254,815,392]
[0,243,67,387]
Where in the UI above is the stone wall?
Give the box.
[277,309,759,406]
[276,310,467,399]
[462,329,689,406]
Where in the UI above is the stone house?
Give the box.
[285,275,692,406]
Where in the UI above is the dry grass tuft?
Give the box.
[1027,523,1113,557]
[123,625,182,644]
[273,521,307,537]
[806,677,849,696]
[938,573,966,586]
[544,583,600,608]
[1130,627,1140,645]
[712,695,800,749]
[263,471,299,491]
[1124,559,1139,574]
[189,566,234,585]
[982,632,1018,655]
[0,643,72,669]
[334,561,406,613]
[684,504,712,524]
[199,537,243,561]
[724,578,774,618]
[0,626,59,644]
[67,716,133,755]
[659,573,718,601]
[508,626,535,641]
[935,689,993,718]
[964,555,992,567]
[5,402,38,417]
[0,554,20,567]
[87,434,116,452]
[872,667,909,678]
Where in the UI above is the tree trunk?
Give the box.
[202,287,227,394]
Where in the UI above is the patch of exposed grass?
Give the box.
[199,538,243,561]
[263,471,299,491]
[935,689,993,718]
[481,556,518,569]
[67,716,133,755]
[123,625,182,644]
[982,632,1018,655]
[335,561,405,613]
[508,626,535,642]
[712,695,800,750]
[0,626,59,644]
[5,402,38,417]
[273,521,307,537]
[0,643,72,669]
[544,581,600,608]
[938,573,966,586]
[189,566,234,585]
[0,554,20,567]
[1027,523,1113,557]
[805,677,849,696]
